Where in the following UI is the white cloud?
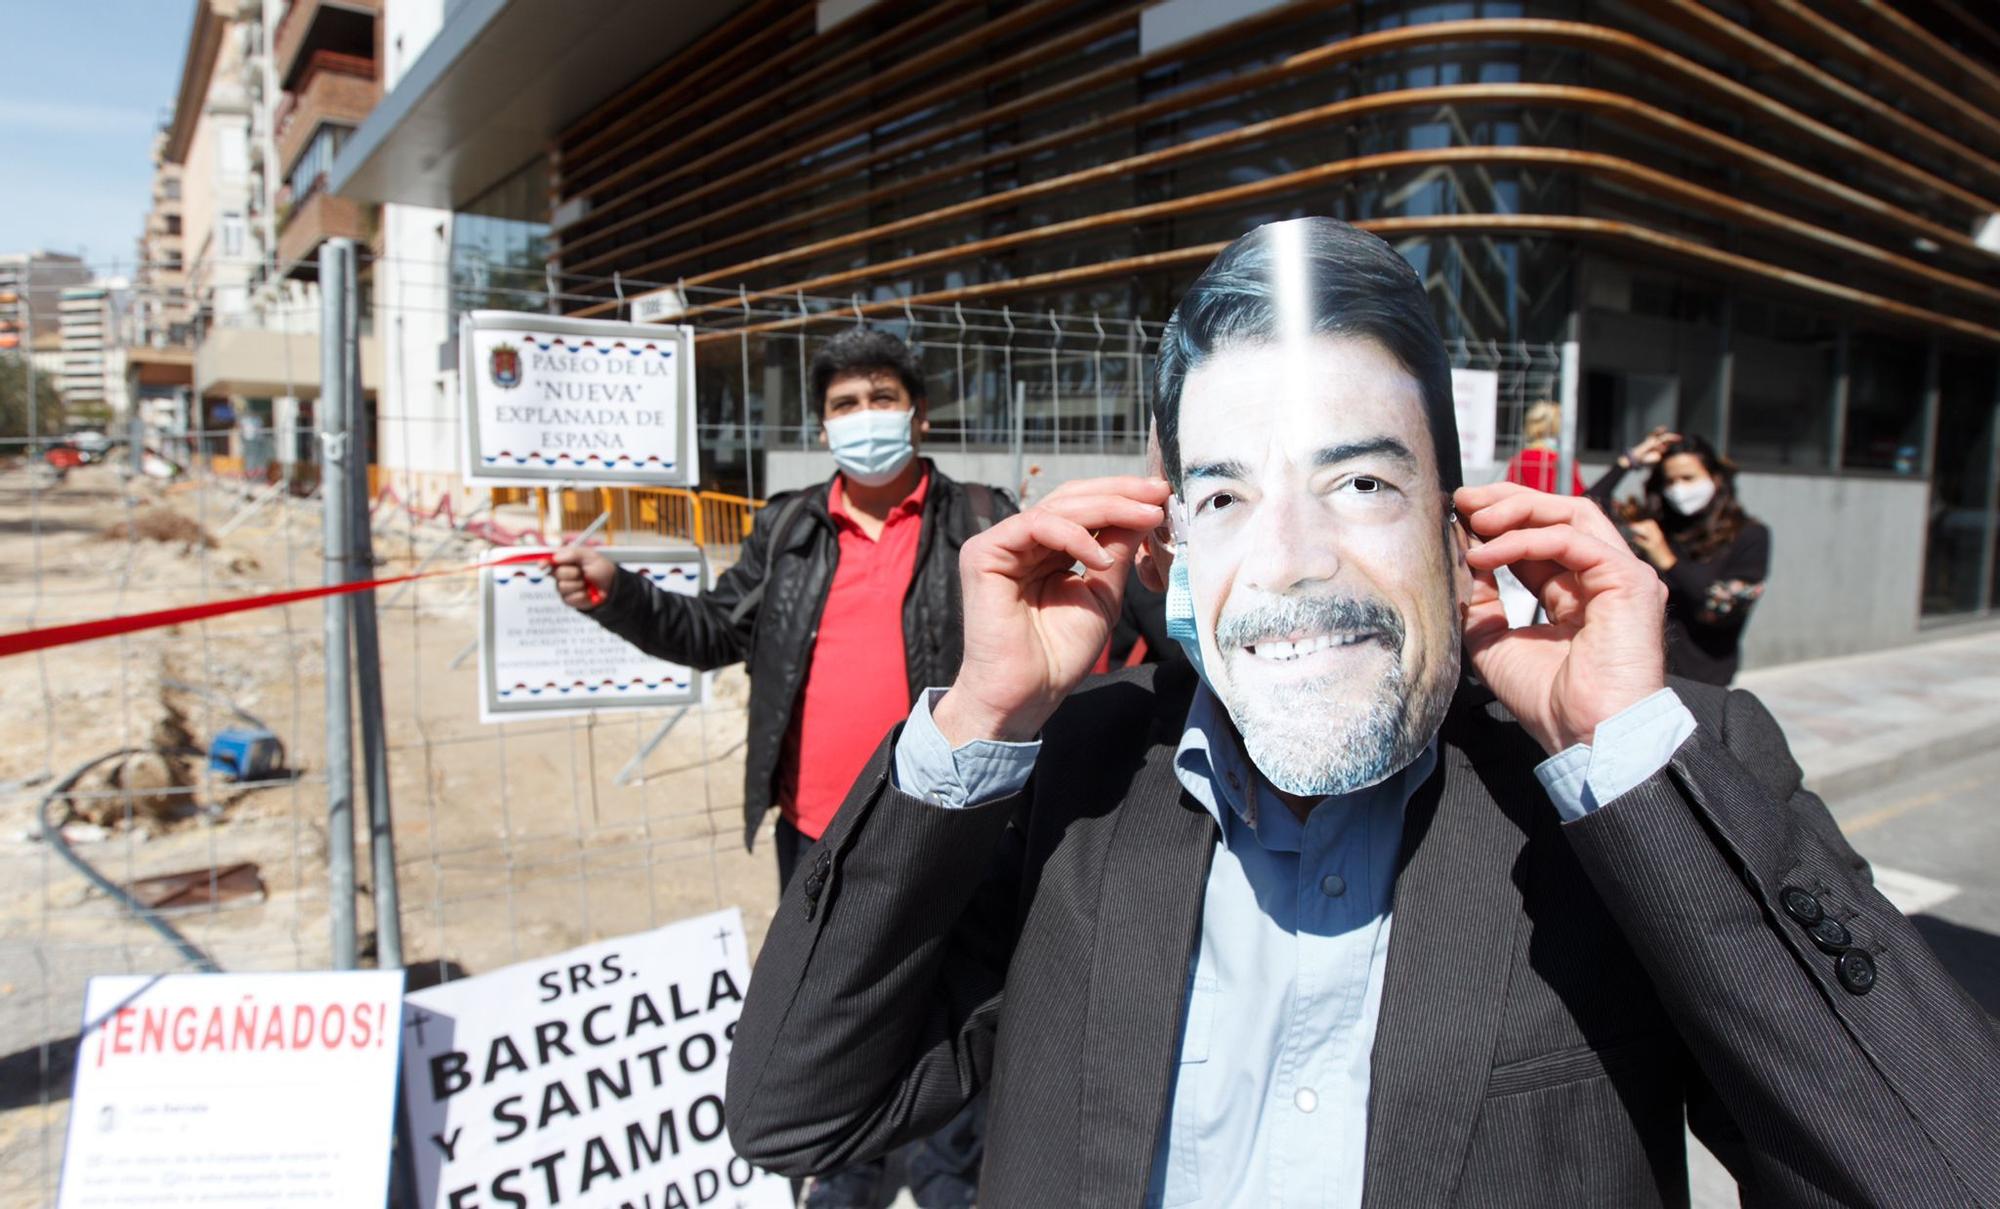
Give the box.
[0,98,157,138]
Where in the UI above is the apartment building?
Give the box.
[128,132,199,440]
[56,282,131,424]
[0,252,91,358]
[159,0,380,460]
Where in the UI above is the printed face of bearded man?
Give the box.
[1154,219,1471,797]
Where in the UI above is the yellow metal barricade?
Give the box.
[697,492,762,562]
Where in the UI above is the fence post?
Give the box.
[340,236,405,972]
[1556,340,1581,497]
[318,238,359,970]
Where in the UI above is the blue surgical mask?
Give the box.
[824,409,916,486]
[1162,497,1209,680]
[1165,550,1208,681]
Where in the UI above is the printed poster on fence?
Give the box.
[480,546,705,722]
[460,310,699,488]
[1451,367,1499,470]
[400,908,790,1209]
[58,969,405,1208]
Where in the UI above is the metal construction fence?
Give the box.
[0,249,1571,1204]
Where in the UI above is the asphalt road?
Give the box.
[1691,745,2000,1206]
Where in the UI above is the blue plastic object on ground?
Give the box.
[207,727,284,781]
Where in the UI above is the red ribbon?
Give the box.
[0,552,563,659]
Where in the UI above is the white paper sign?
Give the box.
[480,547,705,722]
[400,909,789,1209]
[461,310,699,488]
[1451,367,1499,469]
[58,970,405,1209]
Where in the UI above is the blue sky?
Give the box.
[0,1,195,273]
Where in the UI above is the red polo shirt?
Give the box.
[777,470,931,840]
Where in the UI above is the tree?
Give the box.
[0,355,65,441]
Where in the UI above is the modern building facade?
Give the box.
[332,0,2000,667]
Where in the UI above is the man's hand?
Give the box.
[551,546,616,610]
[1455,482,1668,755]
[932,476,1170,746]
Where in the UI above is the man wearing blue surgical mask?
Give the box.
[555,327,1010,1209]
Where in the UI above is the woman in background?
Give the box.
[1588,429,1771,685]
[1503,400,1586,494]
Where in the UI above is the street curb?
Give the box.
[1800,715,2000,804]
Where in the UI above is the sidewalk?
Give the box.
[1737,625,2000,802]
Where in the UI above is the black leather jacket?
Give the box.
[586,462,1014,850]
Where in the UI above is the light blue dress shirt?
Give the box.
[893,683,1695,1208]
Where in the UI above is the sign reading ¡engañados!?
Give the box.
[59,970,406,1209]
[460,311,699,488]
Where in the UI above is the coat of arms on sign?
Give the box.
[489,342,522,389]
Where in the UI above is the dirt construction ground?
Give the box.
[0,463,780,1203]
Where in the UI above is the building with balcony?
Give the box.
[270,0,380,280]
[57,282,133,425]
[130,129,199,440]
[135,132,194,350]
[333,0,2000,667]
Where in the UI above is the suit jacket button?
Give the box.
[1807,915,1851,955]
[1836,949,1877,995]
[1780,886,1823,926]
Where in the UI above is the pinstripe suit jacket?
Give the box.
[727,662,2000,1206]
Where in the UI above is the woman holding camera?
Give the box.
[1587,429,1771,685]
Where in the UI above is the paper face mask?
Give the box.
[1154,218,1466,797]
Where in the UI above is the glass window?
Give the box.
[1728,299,1835,468]
[1579,264,1726,455]
[450,161,551,324]
[285,125,354,202]
[1925,348,1996,616]
[1844,330,1927,474]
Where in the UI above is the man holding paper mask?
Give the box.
[727,219,2000,1207]
[555,327,1009,1209]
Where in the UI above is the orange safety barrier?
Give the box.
[515,485,767,553]
[342,473,767,554]
[697,492,761,558]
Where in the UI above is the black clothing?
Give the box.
[774,816,808,893]
[1587,465,1770,685]
[1108,567,1183,668]
[726,663,2000,1206]
[585,462,1015,850]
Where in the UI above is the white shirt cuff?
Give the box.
[1534,688,1698,822]
[891,688,1042,808]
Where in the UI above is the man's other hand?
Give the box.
[551,546,616,611]
[932,476,1170,747]
[1455,481,1668,755]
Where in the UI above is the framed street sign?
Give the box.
[460,310,699,488]
[479,547,706,722]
